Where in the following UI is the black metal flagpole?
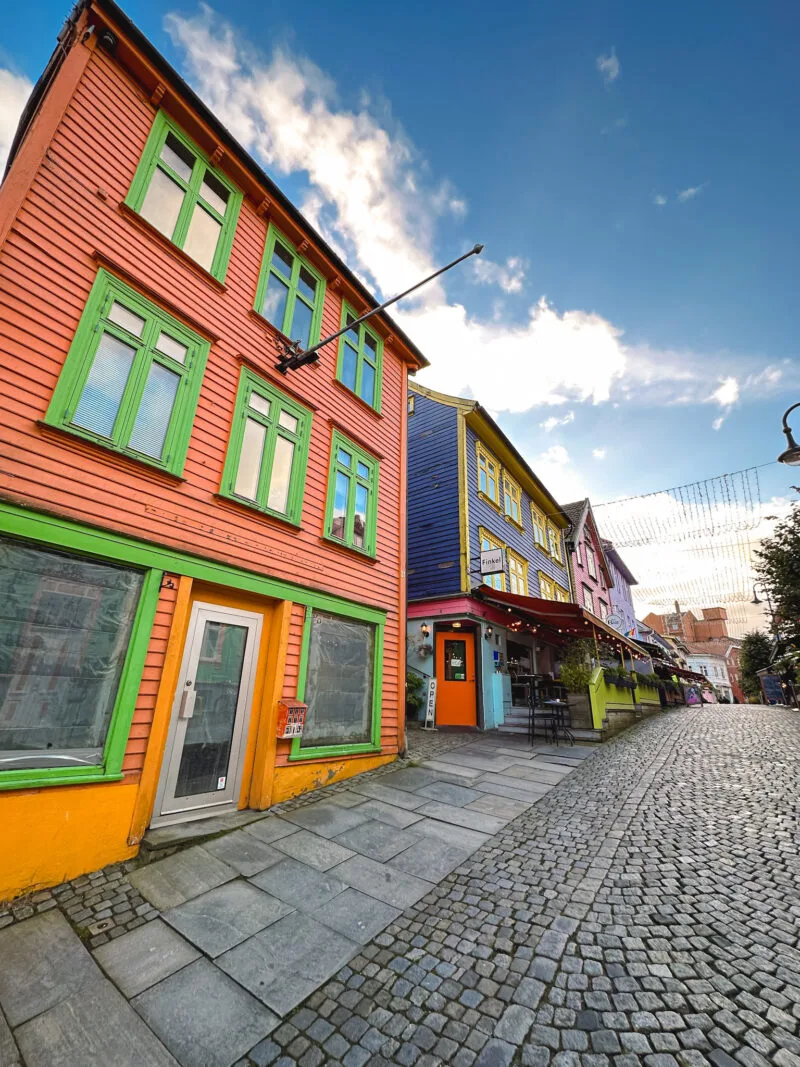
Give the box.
[275,243,484,373]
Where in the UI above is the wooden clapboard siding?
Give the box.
[0,38,408,771]
[464,423,571,595]
[407,393,462,600]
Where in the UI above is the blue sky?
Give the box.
[1,0,798,625]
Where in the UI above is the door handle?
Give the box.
[179,687,197,720]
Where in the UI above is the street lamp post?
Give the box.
[777,402,800,465]
[751,583,775,619]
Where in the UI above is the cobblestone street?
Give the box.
[261,706,800,1067]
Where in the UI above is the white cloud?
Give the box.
[601,116,627,135]
[164,8,795,423]
[709,376,739,408]
[0,69,32,177]
[540,411,575,433]
[678,184,706,202]
[652,193,667,206]
[596,48,620,85]
[592,448,607,459]
[472,255,527,294]
[712,417,724,431]
[528,444,590,502]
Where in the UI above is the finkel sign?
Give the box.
[480,547,505,576]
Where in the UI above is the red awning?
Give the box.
[475,587,645,657]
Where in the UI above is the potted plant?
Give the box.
[559,639,595,693]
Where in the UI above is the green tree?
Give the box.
[739,631,772,701]
[756,503,800,646]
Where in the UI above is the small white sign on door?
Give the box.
[217,776,226,790]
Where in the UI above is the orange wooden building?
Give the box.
[0,0,426,900]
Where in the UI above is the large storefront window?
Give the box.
[0,538,143,770]
[300,611,376,750]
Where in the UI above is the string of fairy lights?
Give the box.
[591,465,775,626]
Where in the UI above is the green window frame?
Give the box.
[254,226,326,351]
[220,368,312,525]
[125,111,242,282]
[324,431,379,557]
[336,301,383,410]
[45,270,209,476]
[290,605,383,760]
[0,534,161,792]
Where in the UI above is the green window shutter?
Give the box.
[219,368,312,526]
[125,110,242,283]
[335,301,384,411]
[323,430,379,557]
[45,268,210,476]
[254,226,327,349]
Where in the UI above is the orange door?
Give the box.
[435,631,477,727]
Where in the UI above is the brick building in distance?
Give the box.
[642,606,744,702]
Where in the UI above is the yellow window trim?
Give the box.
[531,503,547,550]
[475,441,501,507]
[507,549,529,596]
[537,570,555,600]
[502,472,524,529]
[546,521,563,563]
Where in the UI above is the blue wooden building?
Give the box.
[406,383,575,731]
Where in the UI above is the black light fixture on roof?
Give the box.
[778,402,800,466]
[275,244,485,374]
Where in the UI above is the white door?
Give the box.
[152,601,262,827]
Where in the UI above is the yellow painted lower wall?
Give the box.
[0,781,139,903]
[272,752,396,803]
[588,669,662,731]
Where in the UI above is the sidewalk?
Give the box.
[0,733,591,1067]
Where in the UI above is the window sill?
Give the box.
[503,514,525,533]
[332,378,383,418]
[321,535,379,564]
[118,204,228,293]
[0,768,123,791]
[213,492,302,530]
[287,741,381,762]
[37,421,187,484]
[477,491,503,514]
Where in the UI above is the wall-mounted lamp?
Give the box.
[420,623,430,639]
[485,625,493,640]
[452,621,462,629]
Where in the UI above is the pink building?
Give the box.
[562,499,614,622]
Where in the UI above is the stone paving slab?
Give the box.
[388,837,473,882]
[410,815,493,852]
[333,818,420,861]
[0,910,103,1027]
[415,799,508,834]
[249,857,348,911]
[216,912,358,1016]
[429,751,517,773]
[349,779,430,809]
[379,766,447,791]
[414,779,485,806]
[0,1009,19,1067]
[465,793,533,819]
[271,828,355,870]
[477,770,556,795]
[93,918,201,998]
[280,801,371,838]
[498,763,568,785]
[344,795,425,828]
[133,957,277,1067]
[161,881,294,957]
[332,853,435,909]
[127,846,236,911]
[417,758,485,779]
[474,778,554,803]
[142,809,265,849]
[16,977,178,1067]
[309,887,400,945]
[202,829,285,877]
[241,816,300,845]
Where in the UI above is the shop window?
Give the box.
[476,443,500,507]
[503,475,523,527]
[0,538,145,776]
[324,431,379,556]
[220,369,311,524]
[126,112,242,281]
[531,505,547,551]
[337,302,383,410]
[45,270,209,476]
[296,610,379,755]
[255,226,326,350]
[479,527,506,591]
[508,551,528,596]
